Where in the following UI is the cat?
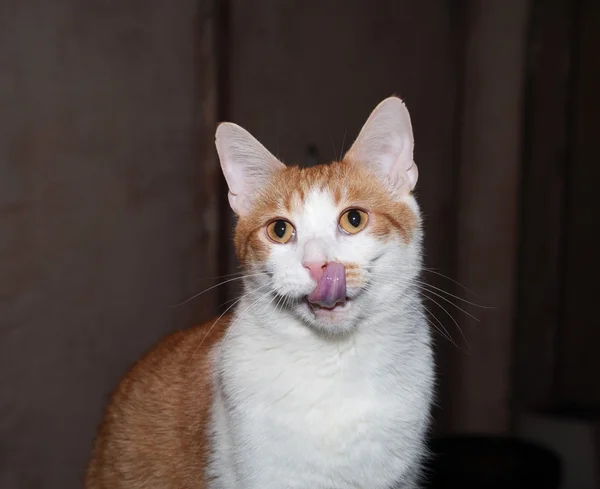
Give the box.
[85,96,435,489]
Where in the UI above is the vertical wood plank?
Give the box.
[555,0,600,409]
[512,0,577,412]
[453,0,530,433]
[0,1,219,487]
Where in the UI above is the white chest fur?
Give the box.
[208,300,434,489]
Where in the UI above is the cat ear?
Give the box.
[215,122,286,216]
[344,96,418,195]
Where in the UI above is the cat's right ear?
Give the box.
[215,122,286,216]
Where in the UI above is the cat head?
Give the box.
[216,97,422,334]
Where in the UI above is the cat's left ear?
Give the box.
[215,122,286,216]
[343,96,418,195]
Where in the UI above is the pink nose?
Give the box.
[303,261,326,282]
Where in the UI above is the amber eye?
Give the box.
[339,208,369,234]
[266,219,295,244]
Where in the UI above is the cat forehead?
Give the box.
[263,161,373,212]
[290,188,340,228]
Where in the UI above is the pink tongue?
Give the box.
[307,262,346,309]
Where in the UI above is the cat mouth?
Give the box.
[305,297,352,315]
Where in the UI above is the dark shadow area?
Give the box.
[425,435,561,489]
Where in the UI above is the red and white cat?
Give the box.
[85,96,435,489]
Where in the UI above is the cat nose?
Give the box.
[303,261,327,282]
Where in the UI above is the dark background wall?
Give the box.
[1,0,599,488]
[0,1,219,487]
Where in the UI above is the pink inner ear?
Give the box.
[406,162,418,190]
[343,97,417,194]
[216,122,286,216]
[389,153,418,193]
[227,192,246,216]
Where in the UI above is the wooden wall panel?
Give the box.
[0,2,218,487]
[453,0,530,433]
[514,0,600,414]
[555,0,600,409]
[513,0,577,412]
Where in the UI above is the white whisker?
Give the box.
[367,269,489,314]
[187,295,243,364]
[414,280,492,309]
[170,272,268,308]
[363,264,485,301]
[418,290,470,350]
[188,281,272,363]
[221,285,274,348]
[362,280,459,347]
[412,283,480,323]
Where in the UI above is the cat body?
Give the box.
[85,97,435,489]
[211,287,433,489]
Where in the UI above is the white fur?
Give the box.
[209,96,435,488]
[208,189,433,488]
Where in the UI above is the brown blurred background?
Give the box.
[1,0,599,488]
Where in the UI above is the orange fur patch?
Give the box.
[85,317,231,489]
[345,263,364,288]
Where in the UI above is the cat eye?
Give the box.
[266,219,296,244]
[339,208,369,235]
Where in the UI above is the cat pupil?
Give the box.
[274,220,287,238]
[348,210,361,227]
